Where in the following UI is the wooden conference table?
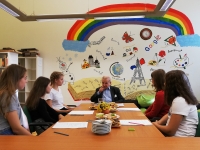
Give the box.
[41,103,164,138]
[1,103,200,150]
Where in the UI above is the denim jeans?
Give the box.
[0,127,14,135]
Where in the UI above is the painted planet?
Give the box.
[111,63,124,76]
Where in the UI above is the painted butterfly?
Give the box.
[122,32,134,43]
[164,35,176,46]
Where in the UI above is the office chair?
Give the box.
[22,105,53,135]
[195,111,200,137]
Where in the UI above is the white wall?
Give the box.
[1,0,200,104]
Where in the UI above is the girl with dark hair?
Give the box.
[26,77,63,124]
[0,64,31,135]
[153,70,198,137]
[145,69,170,121]
[44,71,73,116]
[130,69,169,121]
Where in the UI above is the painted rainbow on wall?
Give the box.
[67,3,194,41]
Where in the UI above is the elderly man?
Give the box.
[90,76,125,103]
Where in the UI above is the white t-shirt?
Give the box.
[166,97,198,137]
[44,88,65,110]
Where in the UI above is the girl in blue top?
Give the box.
[0,64,31,135]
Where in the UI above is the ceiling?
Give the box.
[3,0,161,14]
[0,0,176,21]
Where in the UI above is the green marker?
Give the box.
[128,128,135,131]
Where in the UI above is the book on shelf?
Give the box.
[18,48,39,57]
[0,53,8,67]
[0,58,2,67]
[22,52,39,57]
[18,48,39,53]
[1,47,22,54]
[2,58,8,67]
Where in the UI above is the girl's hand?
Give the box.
[152,121,157,126]
[65,109,72,113]
[152,121,159,128]
[68,107,74,110]
[63,104,69,108]
[58,114,64,120]
[156,120,163,125]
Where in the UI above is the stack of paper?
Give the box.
[117,103,124,107]
[117,108,140,111]
[52,122,88,128]
[68,111,94,115]
[120,120,152,126]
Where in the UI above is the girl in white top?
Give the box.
[153,70,198,137]
[45,71,72,116]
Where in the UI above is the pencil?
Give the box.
[54,131,69,136]
[70,114,84,116]
[128,122,145,126]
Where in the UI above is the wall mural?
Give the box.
[66,4,195,40]
[56,57,75,85]
[173,54,189,69]
[59,3,199,101]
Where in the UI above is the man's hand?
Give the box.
[99,87,105,93]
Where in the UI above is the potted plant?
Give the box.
[97,101,110,114]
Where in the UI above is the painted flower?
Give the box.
[159,50,166,57]
[139,58,145,65]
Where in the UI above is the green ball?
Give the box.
[137,94,155,108]
[140,108,146,113]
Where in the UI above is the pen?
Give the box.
[128,122,144,126]
[70,114,84,116]
[54,131,69,136]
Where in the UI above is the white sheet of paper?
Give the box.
[117,108,140,111]
[68,111,94,115]
[117,103,124,107]
[52,122,88,128]
[120,120,152,126]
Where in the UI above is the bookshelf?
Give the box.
[18,56,43,104]
[0,51,18,75]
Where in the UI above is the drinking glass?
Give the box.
[98,98,105,103]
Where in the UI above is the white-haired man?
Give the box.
[90,76,125,103]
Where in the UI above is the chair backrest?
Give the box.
[195,111,200,137]
[22,105,37,133]
[22,105,33,124]
[22,105,53,135]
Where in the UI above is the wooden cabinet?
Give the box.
[0,51,18,75]
[18,56,43,104]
